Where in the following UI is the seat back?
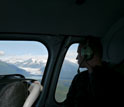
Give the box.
[0,74,29,107]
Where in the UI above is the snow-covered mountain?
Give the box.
[0,60,30,77]
[0,57,46,75]
[0,56,79,79]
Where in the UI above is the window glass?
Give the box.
[0,41,48,82]
[55,44,79,102]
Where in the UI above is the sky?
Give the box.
[66,44,78,63]
[0,41,79,63]
[0,41,48,56]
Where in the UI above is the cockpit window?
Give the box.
[55,44,78,102]
[0,41,48,82]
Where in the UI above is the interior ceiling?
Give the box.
[0,0,124,38]
[108,28,124,63]
[102,17,124,63]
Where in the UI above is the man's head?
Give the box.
[76,36,103,68]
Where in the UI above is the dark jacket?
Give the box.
[64,65,124,107]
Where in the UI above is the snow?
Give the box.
[0,55,47,75]
[0,54,77,75]
[19,67,43,75]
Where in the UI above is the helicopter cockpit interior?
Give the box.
[0,0,124,107]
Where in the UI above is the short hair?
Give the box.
[79,36,103,58]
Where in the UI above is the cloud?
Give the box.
[0,51,5,56]
[65,51,78,63]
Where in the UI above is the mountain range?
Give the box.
[0,60,30,77]
[0,57,78,80]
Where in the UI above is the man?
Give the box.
[64,36,124,107]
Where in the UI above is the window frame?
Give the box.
[0,33,68,107]
[0,40,48,82]
[54,43,79,103]
[45,36,85,106]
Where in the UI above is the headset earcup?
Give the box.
[81,46,94,60]
[81,48,88,60]
[86,46,94,60]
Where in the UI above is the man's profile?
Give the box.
[64,36,124,107]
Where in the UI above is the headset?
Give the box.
[81,41,94,61]
[77,40,94,74]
